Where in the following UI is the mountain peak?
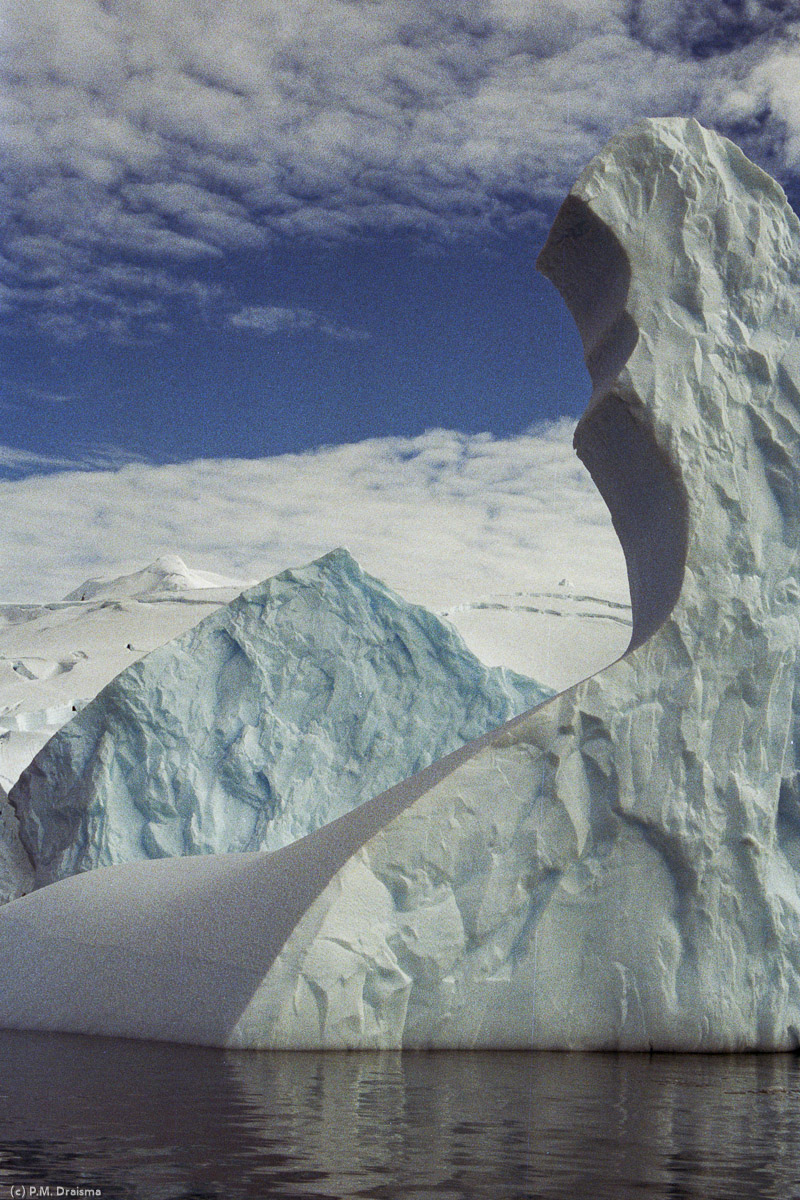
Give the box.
[62,556,253,602]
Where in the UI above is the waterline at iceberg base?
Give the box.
[3,115,800,1050]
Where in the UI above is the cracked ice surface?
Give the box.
[3,117,800,1049]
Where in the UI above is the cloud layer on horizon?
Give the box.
[2,0,800,341]
[0,421,628,612]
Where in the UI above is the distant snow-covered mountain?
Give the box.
[62,554,256,602]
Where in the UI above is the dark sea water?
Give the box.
[0,1031,798,1199]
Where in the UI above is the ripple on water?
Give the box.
[0,1032,799,1199]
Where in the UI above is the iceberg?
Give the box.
[3,116,800,1049]
[8,548,549,889]
[0,786,33,904]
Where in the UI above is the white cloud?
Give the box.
[228,305,316,334]
[630,1,800,55]
[227,304,369,340]
[0,423,628,612]
[0,446,80,474]
[747,45,800,169]
[2,1,800,338]
[1,384,76,408]
[0,441,148,478]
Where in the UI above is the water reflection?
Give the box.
[0,1031,798,1198]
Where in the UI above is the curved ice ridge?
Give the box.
[3,117,800,1050]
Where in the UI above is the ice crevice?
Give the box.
[3,117,800,1048]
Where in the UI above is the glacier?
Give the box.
[3,116,800,1049]
[6,548,549,892]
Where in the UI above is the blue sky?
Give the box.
[4,1,800,477]
[2,233,586,464]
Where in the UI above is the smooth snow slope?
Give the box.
[9,548,549,890]
[3,118,800,1049]
[441,587,631,692]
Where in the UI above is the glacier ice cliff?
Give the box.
[3,116,800,1049]
[7,549,548,890]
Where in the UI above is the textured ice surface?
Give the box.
[9,549,549,889]
[0,785,33,904]
[3,117,800,1049]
